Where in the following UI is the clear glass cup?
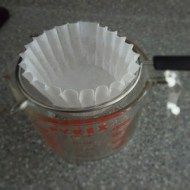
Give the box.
[7,40,171,163]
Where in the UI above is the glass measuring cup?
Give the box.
[7,39,190,163]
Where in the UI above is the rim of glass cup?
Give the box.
[14,39,150,113]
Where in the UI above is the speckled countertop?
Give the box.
[0,0,190,189]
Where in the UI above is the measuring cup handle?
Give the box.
[153,56,190,71]
[145,56,189,115]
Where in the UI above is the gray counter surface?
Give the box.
[0,0,190,189]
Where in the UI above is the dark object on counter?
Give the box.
[0,7,9,28]
[153,56,190,71]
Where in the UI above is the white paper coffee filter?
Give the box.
[19,21,140,108]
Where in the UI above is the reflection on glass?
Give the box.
[164,71,182,115]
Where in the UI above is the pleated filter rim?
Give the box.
[19,21,140,108]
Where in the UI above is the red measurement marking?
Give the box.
[98,123,107,132]
[59,127,68,135]
[86,127,94,136]
[111,119,131,149]
[112,130,125,138]
[112,139,123,149]
[73,128,82,137]
[112,119,130,131]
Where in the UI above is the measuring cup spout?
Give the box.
[10,100,29,115]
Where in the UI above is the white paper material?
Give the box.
[20,21,140,108]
